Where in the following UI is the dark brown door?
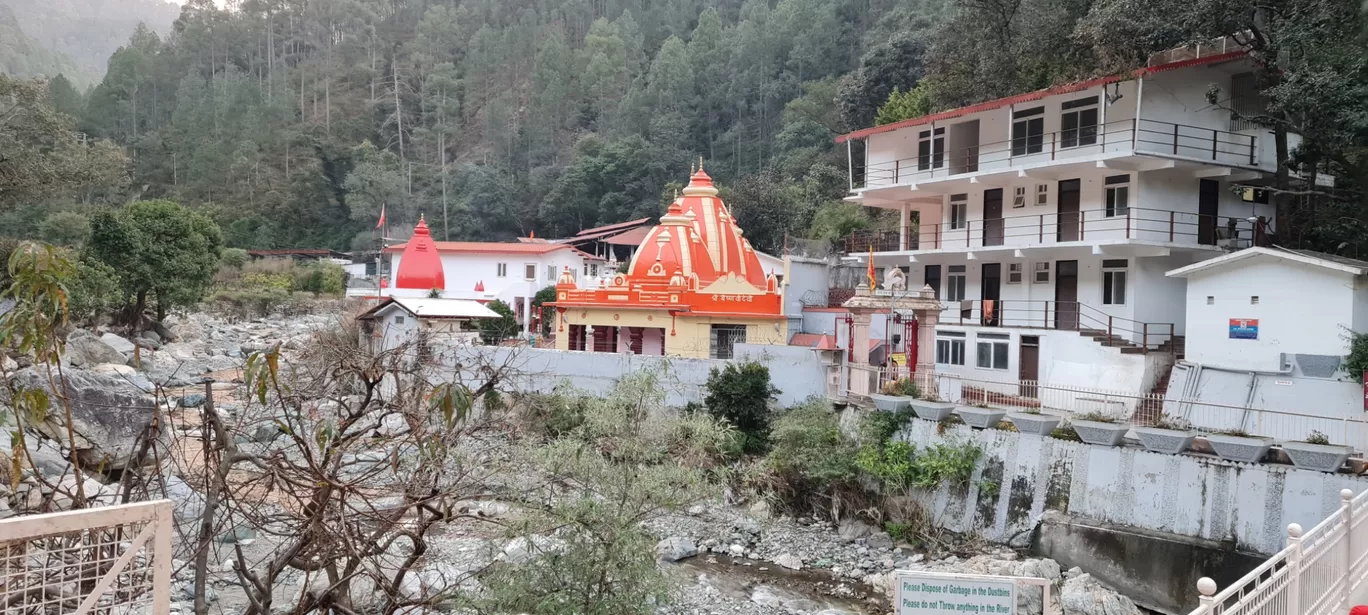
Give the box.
[982,263,1001,327]
[1019,336,1040,398]
[1199,179,1219,245]
[1057,179,1081,242]
[1054,260,1079,330]
[983,189,1004,246]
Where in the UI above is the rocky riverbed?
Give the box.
[0,310,1147,615]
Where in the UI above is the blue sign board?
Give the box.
[1229,318,1259,340]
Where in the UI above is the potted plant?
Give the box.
[955,401,1006,430]
[1070,411,1130,446]
[871,378,918,413]
[1007,408,1062,436]
[1205,429,1274,464]
[1050,422,1082,442]
[1282,430,1353,473]
[1133,414,1197,455]
[911,392,957,422]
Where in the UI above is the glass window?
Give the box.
[547,265,557,281]
[1060,97,1099,148]
[1103,259,1127,305]
[925,265,942,298]
[949,194,968,230]
[1011,107,1044,156]
[936,338,966,365]
[918,127,945,171]
[976,339,1009,370]
[1105,174,1130,218]
[1013,186,1027,208]
[1007,263,1023,284]
[497,263,508,277]
[525,264,537,280]
[1035,184,1049,206]
[946,265,966,302]
[1033,262,1050,284]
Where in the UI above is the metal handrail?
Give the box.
[858,118,1259,189]
[937,299,1174,351]
[841,207,1275,253]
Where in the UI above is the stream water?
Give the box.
[668,554,886,614]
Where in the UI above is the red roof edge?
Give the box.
[835,50,1248,144]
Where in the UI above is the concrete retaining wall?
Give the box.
[886,415,1368,556]
[438,343,829,407]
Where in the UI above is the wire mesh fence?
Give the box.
[0,500,172,615]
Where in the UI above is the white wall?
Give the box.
[930,325,1161,398]
[1183,257,1357,371]
[389,249,591,313]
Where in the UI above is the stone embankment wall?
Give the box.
[888,415,1368,556]
[439,343,830,407]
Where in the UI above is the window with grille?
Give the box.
[1060,97,1099,148]
[1104,175,1130,218]
[1012,107,1044,155]
[1103,259,1127,305]
[568,325,587,351]
[547,265,557,281]
[709,325,748,359]
[1229,72,1267,132]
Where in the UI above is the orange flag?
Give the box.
[867,246,876,289]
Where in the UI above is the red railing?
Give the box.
[841,207,1274,253]
[941,299,1176,352]
[858,118,1258,189]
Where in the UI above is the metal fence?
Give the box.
[1190,488,1368,615]
[837,363,1368,449]
[1,500,173,615]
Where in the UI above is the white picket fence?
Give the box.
[1191,488,1368,615]
[0,500,174,615]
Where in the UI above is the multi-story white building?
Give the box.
[837,45,1283,394]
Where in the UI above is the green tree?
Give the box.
[531,285,557,336]
[38,211,92,247]
[875,82,934,126]
[479,299,518,344]
[85,200,223,322]
[46,74,83,119]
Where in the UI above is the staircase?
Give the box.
[1133,335,1184,425]
[1077,328,1144,352]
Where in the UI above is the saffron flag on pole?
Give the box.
[867,246,876,289]
[376,203,386,230]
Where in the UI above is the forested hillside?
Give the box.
[0,4,87,86]
[0,0,179,86]
[3,0,1364,255]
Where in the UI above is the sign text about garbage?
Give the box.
[895,572,1016,615]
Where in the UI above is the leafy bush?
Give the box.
[38,211,91,247]
[860,407,916,445]
[292,262,346,295]
[220,247,250,269]
[764,398,860,489]
[66,256,122,324]
[1345,327,1368,383]
[704,361,780,451]
[1305,430,1331,445]
[881,378,919,397]
[1050,424,1082,442]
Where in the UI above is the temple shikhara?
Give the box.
[550,167,787,358]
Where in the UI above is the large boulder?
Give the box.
[655,537,698,562]
[1060,573,1142,615]
[8,367,160,470]
[99,333,137,354]
[64,331,127,367]
[166,316,205,342]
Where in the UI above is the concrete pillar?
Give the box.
[900,203,910,250]
[913,284,940,387]
[523,294,532,337]
[850,310,873,365]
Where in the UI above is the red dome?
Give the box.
[628,200,719,284]
[636,168,767,288]
[394,217,446,290]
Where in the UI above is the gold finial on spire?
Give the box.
[690,160,695,174]
[420,213,426,222]
[698,156,704,172]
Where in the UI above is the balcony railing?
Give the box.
[857,119,1259,189]
[941,299,1176,351]
[841,207,1275,253]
